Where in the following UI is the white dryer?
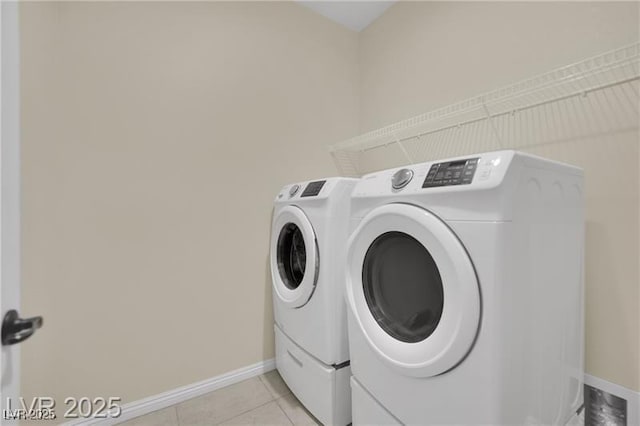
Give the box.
[271,177,357,426]
[345,151,584,425]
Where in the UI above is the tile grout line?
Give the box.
[259,371,299,425]
[258,373,286,401]
[274,396,296,426]
[209,376,279,425]
[257,374,276,400]
[258,373,283,402]
[214,399,281,426]
[256,373,294,425]
[171,405,180,426]
[258,372,293,401]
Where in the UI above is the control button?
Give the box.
[464,170,474,176]
[444,171,452,179]
[392,168,414,189]
[289,184,300,197]
[467,159,478,165]
[454,171,461,179]
[435,172,444,180]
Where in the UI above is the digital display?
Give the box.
[422,157,479,188]
[301,180,326,197]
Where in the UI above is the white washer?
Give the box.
[345,151,584,425]
[271,177,357,426]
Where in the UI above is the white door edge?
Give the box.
[346,203,480,377]
[270,205,319,309]
[1,0,22,412]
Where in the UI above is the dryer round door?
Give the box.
[346,203,480,377]
[271,205,319,308]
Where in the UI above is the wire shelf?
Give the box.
[329,43,640,176]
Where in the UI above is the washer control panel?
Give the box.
[422,157,479,188]
[301,180,326,197]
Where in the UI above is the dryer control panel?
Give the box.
[422,157,479,188]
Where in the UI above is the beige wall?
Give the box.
[358,2,640,391]
[359,1,640,132]
[20,0,640,409]
[20,1,358,404]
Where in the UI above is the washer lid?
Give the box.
[271,205,319,308]
[346,203,480,377]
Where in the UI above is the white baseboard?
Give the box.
[65,358,276,426]
[584,373,640,426]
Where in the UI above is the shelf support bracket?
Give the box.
[392,133,413,164]
[482,101,505,149]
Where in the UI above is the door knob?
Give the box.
[1,309,43,346]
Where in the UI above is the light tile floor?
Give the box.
[119,371,320,426]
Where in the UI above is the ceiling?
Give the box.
[297,1,396,32]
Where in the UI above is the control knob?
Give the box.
[391,168,414,189]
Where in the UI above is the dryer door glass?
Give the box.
[362,231,444,343]
[276,223,307,290]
